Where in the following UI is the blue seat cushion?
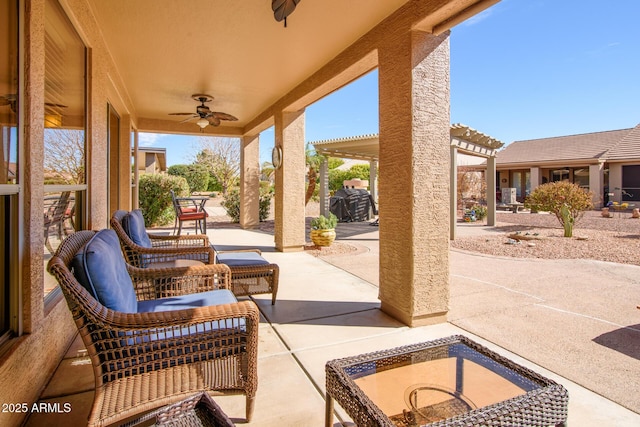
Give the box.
[121,209,152,248]
[71,229,138,313]
[216,252,270,267]
[137,289,238,313]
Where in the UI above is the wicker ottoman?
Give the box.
[216,251,279,305]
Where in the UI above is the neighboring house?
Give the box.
[137,146,167,174]
[494,124,640,207]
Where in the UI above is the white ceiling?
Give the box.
[86,0,411,132]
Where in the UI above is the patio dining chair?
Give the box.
[47,229,259,427]
[112,210,280,304]
[170,189,208,235]
[43,191,72,253]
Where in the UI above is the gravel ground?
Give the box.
[204,198,640,265]
[451,210,640,265]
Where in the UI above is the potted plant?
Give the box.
[310,213,338,247]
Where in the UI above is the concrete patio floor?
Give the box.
[26,223,640,426]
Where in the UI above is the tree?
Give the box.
[168,163,209,193]
[191,137,240,195]
[43,129,85,184]
[526,181,594,237]
[305,145,324,205]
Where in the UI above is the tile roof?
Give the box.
[496,128,634,165]
[603,124,640,161]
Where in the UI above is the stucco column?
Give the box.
[589,162,604,208]
[319,156,329,217]
[240,134,260,229]
[609,164,623,203]
[530,167,540,193]
[369,160,378,213]
[274,109,306,252]
[486,156,497,226]
[378,30,450,327]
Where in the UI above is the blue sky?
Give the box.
[145,0,640,166]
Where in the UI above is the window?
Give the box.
[1,0,19,344]
[573,168,589,190]
[43,0,87,300]
[551,169,569,182]
[622,165,640,201]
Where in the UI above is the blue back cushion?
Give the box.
[121,209,152,248]
[71,229,138,313]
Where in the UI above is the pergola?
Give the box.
[312,124,504,239]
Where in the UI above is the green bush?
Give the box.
[168,164,210,193]
[328,164,370,192]
[138,174,189,226]
[207,174,223,192]
[221,184,274,223]
[525,181,593,237]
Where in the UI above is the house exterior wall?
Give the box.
[0,1,136,423]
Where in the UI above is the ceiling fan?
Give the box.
[2,94,68,111]
[169,94,238,129]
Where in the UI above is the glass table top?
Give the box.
[344,342,543,426]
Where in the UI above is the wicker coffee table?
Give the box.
[325,335,568,427]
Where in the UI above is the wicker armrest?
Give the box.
[149,233,210,247]
[128,263,232,300]
[130,244,216,266]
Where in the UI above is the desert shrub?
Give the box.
[138,174,189,226]
[168,164,209,193]
[525,181,593,237]
[470,204,487,221]
[221,184,274,223]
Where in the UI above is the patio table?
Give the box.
[325,335,568,427]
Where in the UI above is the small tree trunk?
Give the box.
[305,169,317,206]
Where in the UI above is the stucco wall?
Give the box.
[0,1,138,424]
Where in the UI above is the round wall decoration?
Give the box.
[272,146,283,169]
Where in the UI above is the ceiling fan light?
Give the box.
[196,117,209,129]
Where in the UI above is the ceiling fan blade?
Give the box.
[210,112,238,122]
[208,117,221,127]
[272,0,300,22]
[168,112,196,116]
[179,116,198,124]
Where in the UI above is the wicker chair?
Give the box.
[111,209,215,268]
[47,230,259,427]
[112,210,280,304]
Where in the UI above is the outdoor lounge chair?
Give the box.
[111,209,215,268]
[47,229,259,427]
[112,210,280,304]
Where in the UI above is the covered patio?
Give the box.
[24,224,640,426]
[4,0,627,426]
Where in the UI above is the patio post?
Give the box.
[274,109,306,252]
[486,156,497,226]
[589,163,604,208]
[319,156,329,217]
[240,134,260,229]
[378,29,450,327]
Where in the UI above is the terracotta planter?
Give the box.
[310,229,336,247]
